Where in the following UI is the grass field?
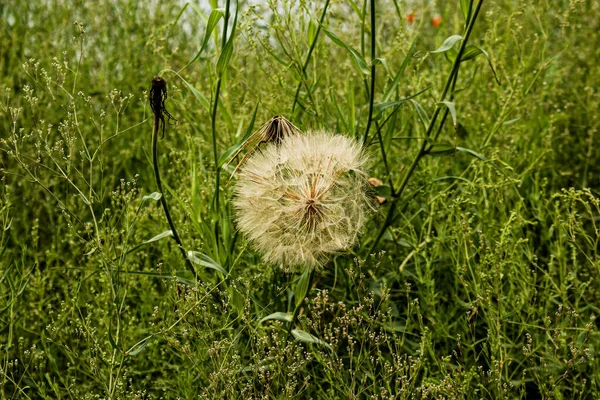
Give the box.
[1,0,599,398]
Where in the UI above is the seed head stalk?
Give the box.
[369,0,485,253]
[150,78,195,276]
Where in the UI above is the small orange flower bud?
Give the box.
[405,10,416,23]
[432,15,443,28]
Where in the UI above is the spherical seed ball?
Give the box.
[233,130,372,271]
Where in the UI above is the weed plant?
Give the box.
[0,0,599,398]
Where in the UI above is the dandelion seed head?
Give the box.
[233,130,372,271]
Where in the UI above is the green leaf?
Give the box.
[108,322,120,352]
[321,27,370,75]
[452,45,500,85]
[409,99,430,129]
[373,185,392,199]
[218,103,259,168]
[142,192,162,202]
[216,4,238,77]
[114,230,173,262]
[503,118,520,125]
[167,3,191,38]
[259,312,293,324]
[229,287,244,312]
[431,35,463,54]
[427,143,456,156]
[144,230,173,244]
[77,193,90,205]
[455,146,508,177]
[307,18,317,45]
[437,101,457,128]
[186,82,211,112]
[176,8,222,72]
[127,338,149,356]
[187,251,227,274]
[216,36,234,77]
[372,58,391,76]
[202,9,224,54]
[292,329,332,350]
[460,45,484,62]
[455,146,489,162]
[460,0,473,24]
[294,269,312,308]
[174,270,196,286]
[382,35,418,103]
[373,87,429,121]
[158,69,210,112]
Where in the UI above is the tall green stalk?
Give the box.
[210,0,232,248]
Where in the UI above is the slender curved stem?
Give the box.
[152,116,195,276]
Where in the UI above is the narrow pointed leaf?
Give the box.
[142,192,162,202]
[159,69,210,112]
[455,146,489,162]
[427,143,456,156]
[201,9,224,54]
[373,87,429,121]
[216,4,238,77]
[321,27,370,75]
[145,230,173,244]
[187,251,227,274]
[216,37,234,76]
[259,312,293,324]
[307,18,318,44]
[218,103,259,168]
[460,0,473,23]
[409,99,430,129]
[127,338,149,356]
[382,35,418,102]
[292,329,333,350]
[294,269,312,307]
[431,35,463,54]
[437,101,457,127]
[175,270,196,286]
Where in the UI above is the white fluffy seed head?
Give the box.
[233,130,372,271]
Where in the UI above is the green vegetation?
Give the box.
[1,0,599,398]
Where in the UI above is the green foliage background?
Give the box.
[1,0,599,398]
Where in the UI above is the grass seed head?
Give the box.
[233,130,372,271]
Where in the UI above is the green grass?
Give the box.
[1,0,599,398]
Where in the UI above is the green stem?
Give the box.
[291,0,331,114]
[362,0,377,145]
[211,78,222,215]
[152,116,195,276]
[368,0,485,253]
[211,0,231,245]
